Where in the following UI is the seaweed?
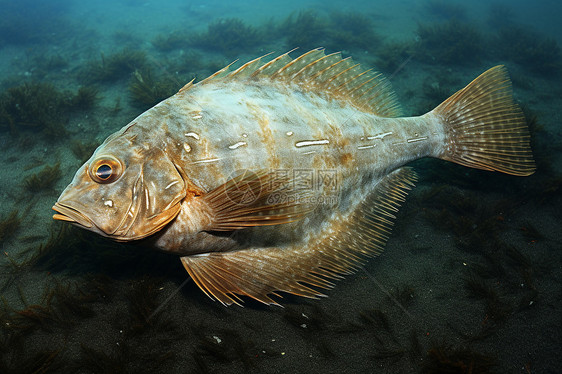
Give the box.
[23,162,61,193]
[359,309,392,332]
[417,75,458,113]
[85,48,147,83]
[415,20,484,65]
[189,18,263,57]
[421,343,496,373]
[49,280,96,318]
[280,11,328,51]
[68,86,99,110]
[70,140,98,163]
[374,40,415,74]
[9,301,66,333]
[359,309,407,363]
[493,26,561,75]
[0,83,69,134]
[129,68,179,109]
[31,54,69,78]
[326,11,381,52]
[463,271,512,325]
[0,210,20,245]
[152,31,189,52]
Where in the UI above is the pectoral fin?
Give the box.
[201,169,314,231]
[181,167,417,306]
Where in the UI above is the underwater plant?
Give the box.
[0,82,97,136]
[421,343,496,373]
[415,20,484,65]
[70,140,98,163]
[152,31,189,52]
[0,82,68,133]
[129,68,179,109]
[189,18,263,57]
[24,162,62,193]
[84,48,148,83]
[493,26,561,75]
[374,41,415,73]
[0,210,20,245]
[326,11,381,52]
[280,11,328,51]
[68,86,99,110]
[30,54,69,78]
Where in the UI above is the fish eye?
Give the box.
[89,157,123,184]
[96,164,113,180]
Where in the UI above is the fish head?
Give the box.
[52,133,186,241]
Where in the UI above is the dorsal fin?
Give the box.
[191,49,402,118]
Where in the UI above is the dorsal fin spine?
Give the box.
[333,68,373,96]
[309,54,343,77]
[324,63,360,91]
[346,75,377,98]
[270,48,323,80]
[199,60,237,85]
[291,51,339,81]
[250,52,286,78]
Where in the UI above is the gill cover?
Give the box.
[53,139,186,241]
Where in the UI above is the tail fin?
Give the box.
[432,66,535,176]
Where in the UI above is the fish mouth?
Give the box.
[52,202,94,229]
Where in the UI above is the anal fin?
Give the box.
[181,167,417,306]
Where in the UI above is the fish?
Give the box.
[52,48,535,306]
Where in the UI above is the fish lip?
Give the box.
[52,202,93,229]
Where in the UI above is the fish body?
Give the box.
[53,49,535,305]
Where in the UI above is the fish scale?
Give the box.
[53,49,535,306]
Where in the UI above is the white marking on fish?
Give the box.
[295,139,329,147]
[165,180,179,190]
[191,158,221,164]
[104,200,113,207]
[228,141,247,150]
[286,131,294,136]
[192,115,203,120]
[358,144,376,150]
[185,132,200,140]
[367,131,393,140]
[407,137,428,143]
[145,188,150,210]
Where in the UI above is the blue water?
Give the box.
[0,0,561,372]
